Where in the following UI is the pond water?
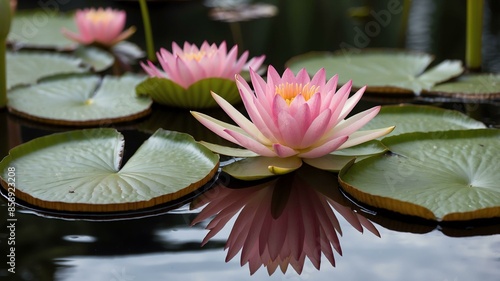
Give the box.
[1,0,500,281]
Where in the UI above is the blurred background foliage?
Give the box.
[16,0,500,72]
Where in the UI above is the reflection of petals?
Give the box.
[191,168,380,275]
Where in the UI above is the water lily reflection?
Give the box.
[191,166,379,275]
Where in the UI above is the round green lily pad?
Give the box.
[339,129,500,221]
[361,104,486,138]
[7,10,77,50]
[136,77,240,108]
[73,46,115,72]
[286,50,463,95]
[0,128,219,212]
[8,74,152,126]
[426,73,500,99]
[7,51,88,90]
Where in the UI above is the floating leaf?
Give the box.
[361,104,486,138]
[7,51,88,90]
[8,74,152,126]
[427,73,500,99]
[136,77,240,108]
[286,50,463,95]
[73,46,115,72]
[7,10,77,50]
[339,129,500,221]
[0,129,219,212]
[223,156,303,180]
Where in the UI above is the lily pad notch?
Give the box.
[0,129,220,212]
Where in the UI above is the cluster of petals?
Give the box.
[140,41,265,88]
[193,66,394,159]
[191,174,379,275]
[62,7,136,47]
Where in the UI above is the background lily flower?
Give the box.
[192,66,394,179]
[141,41,265,88]
[136,41,265,108]
[62,7,136,47]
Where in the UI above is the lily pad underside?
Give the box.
[8,74,153,126]
[136,77,240,108]
[426,73,500,99]
[339,129,500,221]
[286,50,463,95]
[0,129,220,212]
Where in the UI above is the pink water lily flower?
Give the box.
[140,41,265,88]
[62,7,136,47]
[192,66,394,177]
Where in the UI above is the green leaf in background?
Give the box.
[361,104,486,138]
[8,74,152,126]
[286,50,463,95]
[339,129,500,221]
[73,46,115,72]
[7,51,88,90]
[427,73,500,99]
[0,128,219,212]
[7,10,77,50]
[136,77,240,109]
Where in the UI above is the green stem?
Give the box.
[0,41,6,108]
[466,0,483,70]
[229,22,244,51]
[399,0,412,48]
[139,0,156,62]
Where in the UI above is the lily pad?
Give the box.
[136,77,240,108]
[0,128,220,212]
[7,10,77,50]
[360,104,486,138]
[286,50,463,95]
[426,73,500,99]
[8,74,152,126]
[339,129,500,221]
[73,46,115,72]
[7,51,88,90]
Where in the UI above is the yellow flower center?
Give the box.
[275,83,319,105]
[181,50,216,62]
[85,10,115,23]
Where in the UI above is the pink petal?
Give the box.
[300,109,332,148]
[191,111,242,144]
[299,135,348,158]
[337,85,366,121]
[277,109,303,148]
[337,126,394,149]
[309,68,326,88]
[331,106,381,137]
[236,78,277,142]
[212,92,272,145]
[272,143,299,158]
[224,129,277,157]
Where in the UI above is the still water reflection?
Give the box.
[1,161,499,281]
